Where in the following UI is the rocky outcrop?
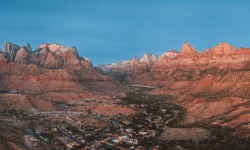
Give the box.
[0,42,116,93]
[0,42,20,61]
[159,50,179,61]
[140,54,157,67]
[96,58,147,75]
[0,53,8,63]
[178,42,198,63]
[14,44,38,64]
[35,43,85,70]
[0,42,92,70]
[151,42,250,72]
[0,42,116,96]
[198,42,237,65]
[99,42,250,76]
[80,58,93,68]
[96,54,157,76]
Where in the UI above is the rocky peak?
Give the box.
[36,44,82,69]
[37,44,81,59]
[0,42,21,61]
[39,44,70,54]
[140,54,157,67]
[212,42,236,56]
[70,47,80,58]
[23,43,32,52]
[130,57,140,66]
[159,50,179,60]
[140,54,157,62]
[180,42,197,55]
[178,42,198,63]
[0,42,93,70]
[95,55,151,76]
[131,57,140,61]
[2,42,20,52]
[80,58,93,68]
[84,58,93,65]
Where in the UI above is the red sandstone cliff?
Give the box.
[98,42,250,76]
[0,42,116,92]
[0,42,93,70]
[151,42,250,72]
[0,42,138,140]
[95,54,157,76]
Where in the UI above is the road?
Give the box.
[131,84,157,89]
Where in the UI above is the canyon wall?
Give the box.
[97,42,250,76]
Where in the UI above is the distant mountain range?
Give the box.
[96,42,250,76]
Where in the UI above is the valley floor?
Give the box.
[0,85,249,150]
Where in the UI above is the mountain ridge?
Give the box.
[0,42,93,70]
[96,42,250,76]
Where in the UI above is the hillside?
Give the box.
[98,42,250,140]
[0,42,124,112]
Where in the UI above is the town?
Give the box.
[1,92,185,150]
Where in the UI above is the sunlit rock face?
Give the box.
[35,44,83,70]
[178,42,198,63]
[95,54,158,76]
[0,41,115,93]
[159,50,179,61]
[140,53,158,67]
[151,42,250,71]
[95,58,147,75]
[0,42,93,70]
[99,42,250,76]
[0,42,20,62]
[0,42,116,102]
[14,43,38,64]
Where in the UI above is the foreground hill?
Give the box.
[98,42,250,139]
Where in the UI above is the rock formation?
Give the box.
[140,54,158,68]
[99,42,250,76]
[95,54,157,76]
[159,50,179,61]
[0,42,116,111]
[0,42,20,62]
[0,42,93,70]
[34,43,91,69]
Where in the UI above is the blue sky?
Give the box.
[1,0,250,65]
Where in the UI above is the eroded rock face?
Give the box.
[0,42,114,95]
[96,54,157,76]
[0,53,8,63]
[14,44,38,64]
[178,42,198,63]
[96,58,146,75]
[0,42,20,61]
[35,44,84,70]
[152,42,250,72]
[159,50,179,61]
[0,43,116,108]
[100,42,250,76]
[0,42,92,70]
[81,58,93,68]
[140,54,158,67]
